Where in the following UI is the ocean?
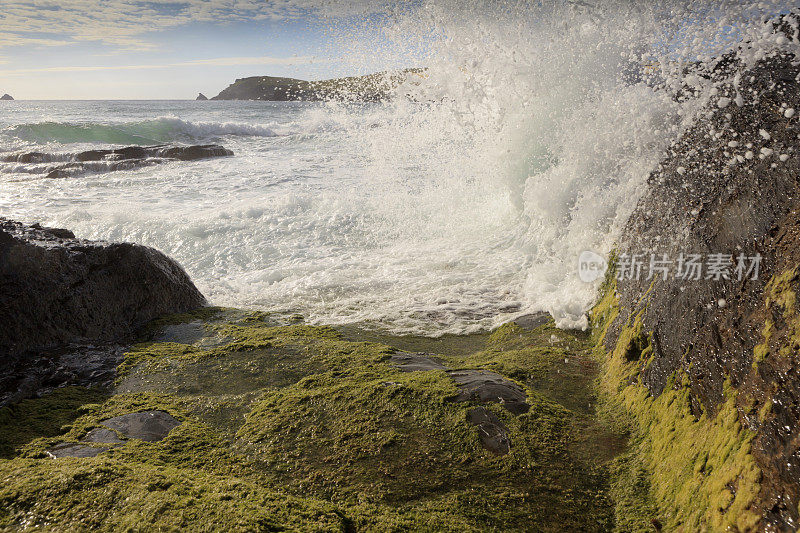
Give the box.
[1,3,774,335]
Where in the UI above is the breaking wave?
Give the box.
[5,117,279,145]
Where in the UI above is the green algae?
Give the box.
[591,269,762,531]
[0,308,627,531]
[0,387,108,459]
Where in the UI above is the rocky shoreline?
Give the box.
[1,14,800,532]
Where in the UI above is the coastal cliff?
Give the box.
[211,69,425,102]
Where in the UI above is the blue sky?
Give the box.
[0,1,402,99]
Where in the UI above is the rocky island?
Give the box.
[210,69,426,102]
[0,94,14,101]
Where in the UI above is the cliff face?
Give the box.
[211,69,425,102]
[596,30,800,530]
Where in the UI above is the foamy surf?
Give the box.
[0,1,793,335]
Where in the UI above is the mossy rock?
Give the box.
[0,309,624,531]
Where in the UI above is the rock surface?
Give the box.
[2,144,233,180]
[196,93,208,100]
[46,443,109,458]
[466,407,511,455]
[0,94,12,101]
[448,370,530,415]
[388,351,528,454]
[0,219,206,361]
[100,411,180,442]
[605,42,800,527]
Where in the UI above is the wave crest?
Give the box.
[4,117,278,145]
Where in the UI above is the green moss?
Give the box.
[1,310,625,531]
[0,387,108,458]
[591,267,762,531]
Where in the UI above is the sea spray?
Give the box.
[0,1,795,334]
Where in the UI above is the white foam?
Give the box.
[1,1,796,335]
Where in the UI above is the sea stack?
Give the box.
[196,93,208,101]
[0,94,13,100]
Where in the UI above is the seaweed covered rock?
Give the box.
[0,311,622,531]
[600,24,800,529]
[0,219,206,359]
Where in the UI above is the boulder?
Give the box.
[0,219,206,360]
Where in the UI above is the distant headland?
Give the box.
[207,69,425,102]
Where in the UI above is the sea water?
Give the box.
[1,1,793,335]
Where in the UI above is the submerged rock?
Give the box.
[0,219,206,361]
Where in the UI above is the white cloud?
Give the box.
[0,54,323,76]
[0,1,392,50]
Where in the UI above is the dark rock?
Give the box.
[0,344,125,407]
[196,93,208,101]
[3,144,233,180]
[46,443,110,458]
[156,145,232,161]
[448,370,530,415]
[389,352,447,372]
[82,427,126,445]
[606,42,800,526]
[513,312,552,330]
[387,350,529,452]
[101,411,180,442]
[466,407,511,455]
[0,94,13,101]
[0,218,206,361]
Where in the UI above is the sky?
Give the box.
[0,1,403,99]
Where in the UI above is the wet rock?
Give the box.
[0,218,206,362]
[100,411,180,442]
[3,144,233,180]
[0,344,126,407]
[607,37,800,527]
[513,312,552,330]
[46,443,110,458]
[466,407,511,455]
[388,349,529,453]
[389,352,447,372]
[83,427,126,445]
[448,370,530,415]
